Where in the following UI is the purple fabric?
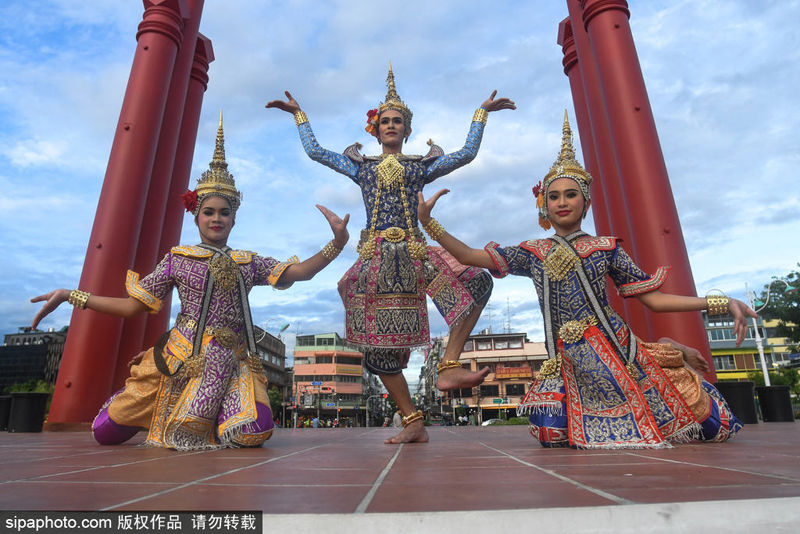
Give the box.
[220,402,274,437]
[92,406,140,445]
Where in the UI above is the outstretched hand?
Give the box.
[417,189,450,226]
[481,90,516,113]
[265,91,301,114]
[316,204,350,248]
[730,298,758,346]
[30,289,70,330]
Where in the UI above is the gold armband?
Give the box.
[321,240,342,261]
[401,410,424,427]
[706,293,730,316]
[423,218,446,241]
[294,110,309,126]
[68,289,90,309]
[472,108,488,124]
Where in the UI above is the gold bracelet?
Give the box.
[472,108,488,124]
[401,410,424,427]
[423,218,446,241]
[321,240,342,261]
[293,110,309,126]
[706,293,730,316]
[68,289,90,309]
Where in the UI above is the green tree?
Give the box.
[747,367,800,396]
[267,386,283,414]
[759,265,800,352]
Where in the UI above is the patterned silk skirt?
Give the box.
[100,329,273,450]
[518,326,742,449]
[338,238,492,373]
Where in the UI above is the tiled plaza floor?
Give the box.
[1,423,799,532]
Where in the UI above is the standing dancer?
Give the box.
[267,65,515,443]
[31,115,350,450]
[417,112,752,448]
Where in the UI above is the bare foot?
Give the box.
[436,366,490,391]
[384,421,429,444]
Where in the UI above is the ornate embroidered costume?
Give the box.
[485,232,742,449]
[295,118,493,373]
[92,245,297,450]
[90,114,301,450]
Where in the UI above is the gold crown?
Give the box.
[377,61,413,131]
[194,110,241,213]
[543,110,592,196]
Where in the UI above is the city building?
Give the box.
[1,327,67,392]
[252,326,291,424]
[292,332,383,426]
[436,331,548,424]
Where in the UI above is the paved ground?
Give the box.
[1,423,799,532]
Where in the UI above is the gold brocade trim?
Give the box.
[228,250,257,264]
[539,354,561,379]
[472,108,488,124]
[126,270,162,313]
[171,246,255,264]
[208,254,238,290]
[376,153,405,190]
[171,245,214,258]
[268,255,299,288]
[543,244,579,281]
[557,317,598,343]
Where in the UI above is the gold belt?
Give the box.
[356,226,427,261]
[175,315,241,350]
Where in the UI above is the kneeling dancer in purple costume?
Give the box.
[31,116,350,450]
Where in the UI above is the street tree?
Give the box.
[759,264,800,352]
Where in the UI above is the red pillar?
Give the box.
[579,0,714,378]
[48,0,190,424]
[557,18,636,325]
[143,34,215,350]
[113,0,205,389]
[562,2,653,340]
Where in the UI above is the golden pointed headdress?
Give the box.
[190,110,241,215]
[535,111,592,228]
[376,62,413,136]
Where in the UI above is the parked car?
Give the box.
[481,418,503,426]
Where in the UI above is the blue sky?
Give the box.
[1,1,798,387]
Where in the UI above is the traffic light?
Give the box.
[382,393,388,399]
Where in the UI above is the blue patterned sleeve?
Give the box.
[484,242,534,279]
[609,244,670,297]
[425,119,486,182]
[297,121,359,181]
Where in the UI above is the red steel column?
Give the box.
[113,0,205,389]
[49,0,190,423]
[579,0,713,378]
[563,0,652,340]
[556,17,631,325]
[142,34,215,350]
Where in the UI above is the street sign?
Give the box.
[325,402,336,407]
[311,381,323,386]
[492,398,503,404]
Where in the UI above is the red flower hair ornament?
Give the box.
[181,189,198,213]
[365,108,379,136]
